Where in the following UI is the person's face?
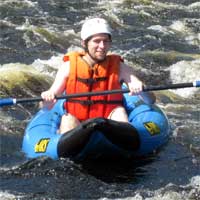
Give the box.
[85,33,111,62]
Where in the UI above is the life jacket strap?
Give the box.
[67,99,122,105]
[77,77,107,84]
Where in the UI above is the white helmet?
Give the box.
[81,18,112,41]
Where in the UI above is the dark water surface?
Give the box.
[0,0,200,199]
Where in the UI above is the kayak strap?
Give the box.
[57,117,140,158]
[67,99,122,105]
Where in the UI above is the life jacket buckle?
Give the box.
[82,100,94,105]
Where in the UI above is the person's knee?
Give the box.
[108,106,128,122]
[59,113,80,134]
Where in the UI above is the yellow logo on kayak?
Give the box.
[144,122,160,136]
[35,138,50,153]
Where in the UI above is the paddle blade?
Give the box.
[194,80,200,87]
[0,98,16,107]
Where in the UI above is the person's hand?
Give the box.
[41,90,57,109]
[41,90,56,101]
[127,76,143,95]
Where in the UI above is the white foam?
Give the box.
[31,54,64,77]
[168,59,200,97]
[188,2,200,9]
[170,20,187,32]
[148,25,174,35]
[0,191,24,199]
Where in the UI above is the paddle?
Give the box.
[0,81,199,107]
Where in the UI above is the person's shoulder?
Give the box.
[63,50,85,61]
[119,61,130,69]
[107,52,124,63]
[107,52,121,58]
[59,59,70,74]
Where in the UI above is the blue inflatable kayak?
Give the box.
[22,92,170,161]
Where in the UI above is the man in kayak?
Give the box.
[41,17,155,134]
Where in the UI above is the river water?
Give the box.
[0,0,200,199]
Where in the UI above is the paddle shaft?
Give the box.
[0,81,199,106]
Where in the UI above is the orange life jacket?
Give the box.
[63,51,123,121]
